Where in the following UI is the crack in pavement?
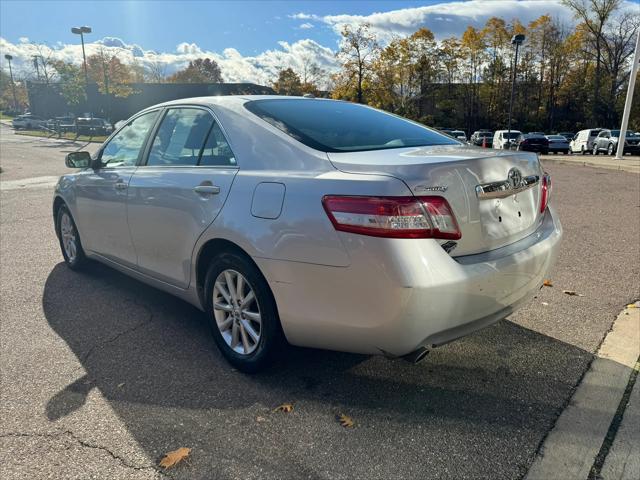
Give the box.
[0,430,170,477]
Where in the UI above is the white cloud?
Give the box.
[288,12,319,20]
[18,37,29,44]
[320,0,638,42]
[299,22,314,29]
[0,36,339,88]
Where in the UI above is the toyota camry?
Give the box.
[54,96,562,372]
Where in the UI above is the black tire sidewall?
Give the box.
[204,252,283,373]
[56,205,86,270]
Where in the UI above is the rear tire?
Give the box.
[56,205,87,270]
[204,251,285,373]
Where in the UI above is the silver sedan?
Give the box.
[54,96,562,372]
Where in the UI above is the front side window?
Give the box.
[148,108,214,166]
[101,111,159,167]
[245,99,457,153]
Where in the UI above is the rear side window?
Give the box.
[245,99,457,152]
[148,108,214,166]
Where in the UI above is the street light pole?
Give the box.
[32,55,40,81]
[507,34,525,148]
[71,26,92,86]
[4,54,18,111]
[614,29,640,160]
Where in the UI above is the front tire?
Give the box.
[204,251,285,373]
[56,205,87,270]
[593,145,599,155]
[607,143,614,156]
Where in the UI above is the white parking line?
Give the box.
[526,306,640,480]
[0,176,60,191]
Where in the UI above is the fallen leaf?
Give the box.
[337,413,354,428]
[273,403,294,413]
[159,447,191,469]
[117,383,125,388]
[541,302,549,306]
[563,290,584,297]
[256,416,266,423]
[542,280,553,287]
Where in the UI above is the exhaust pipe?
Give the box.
[402,346,430,364]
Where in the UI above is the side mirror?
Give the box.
[65,151,92,168]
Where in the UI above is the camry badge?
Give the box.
[414,185,448,193]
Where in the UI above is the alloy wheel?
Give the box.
[60,212,78,262]
[212,269,262,355]
[607,144,614,156]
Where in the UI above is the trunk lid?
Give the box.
[327,145,544,256]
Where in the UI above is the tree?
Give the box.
[168,58,223,83]
[336,23,379,103]
[272,68,302,95]
[86,48,136,97]
[52,61,86,105]
[561,0,623,123]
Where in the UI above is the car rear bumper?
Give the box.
[256,206,562,356]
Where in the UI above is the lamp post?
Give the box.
[32,55,40,81]
[614,29,640,160]
[507,34,525,149]
[4,54,18,112]
[71,26,91,86]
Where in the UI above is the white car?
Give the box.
[569,129,602,154]
[54,96,562,372]
[12,114,46,130]
[493,130,522,149]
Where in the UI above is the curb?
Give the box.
[541,157,640,174]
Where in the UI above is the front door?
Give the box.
[74,110,160,266]
[127,107,238,288]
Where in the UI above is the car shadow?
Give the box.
[42,261,603,478]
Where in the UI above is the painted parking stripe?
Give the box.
[0,176,60,191]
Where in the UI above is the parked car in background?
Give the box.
[493,130,521,149]
[470,130,493,147]
[440,129,467,141]
[45,116,76,133]
[512,133,549,154]
[76,117,114,136]
[528,132,546,136]
[569,128,602,154]
[592,129,640,156]
[557,132,574,141]
[12,114,46,130]
[545,135,570,154]
[53,96,561,372]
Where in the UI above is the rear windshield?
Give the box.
[244,99,458,152]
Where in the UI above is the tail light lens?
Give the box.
[540,173,551,213]
[322,195,461,240]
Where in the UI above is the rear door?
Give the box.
[127,106,238,288]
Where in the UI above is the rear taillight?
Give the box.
[322,195,461,240]
[540,173,551,213]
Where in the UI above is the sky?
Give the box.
[1,0,638,86]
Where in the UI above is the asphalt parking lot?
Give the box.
[1,124,639,479]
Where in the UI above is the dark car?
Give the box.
[592,129,640,156]
[512,133,549,154]
[76,117,114,136]
[470,130,493,147]
[545,135,570,154]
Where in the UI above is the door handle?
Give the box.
[193,185,221,195]
[115,181,127,190]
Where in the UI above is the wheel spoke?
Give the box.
[217,315,233,331]
[215,281,232,305]
[240,290,254,308]
[225,271,238,304]
[240,319,259,342]
[213,302,233,312]
[236,275,245,303]
[230,320,239,348]
[242,310,261,323]
[239,322,251,353]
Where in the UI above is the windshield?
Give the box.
[245,99,458,152]
[477,132,492,137]
[503,132,520,139]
